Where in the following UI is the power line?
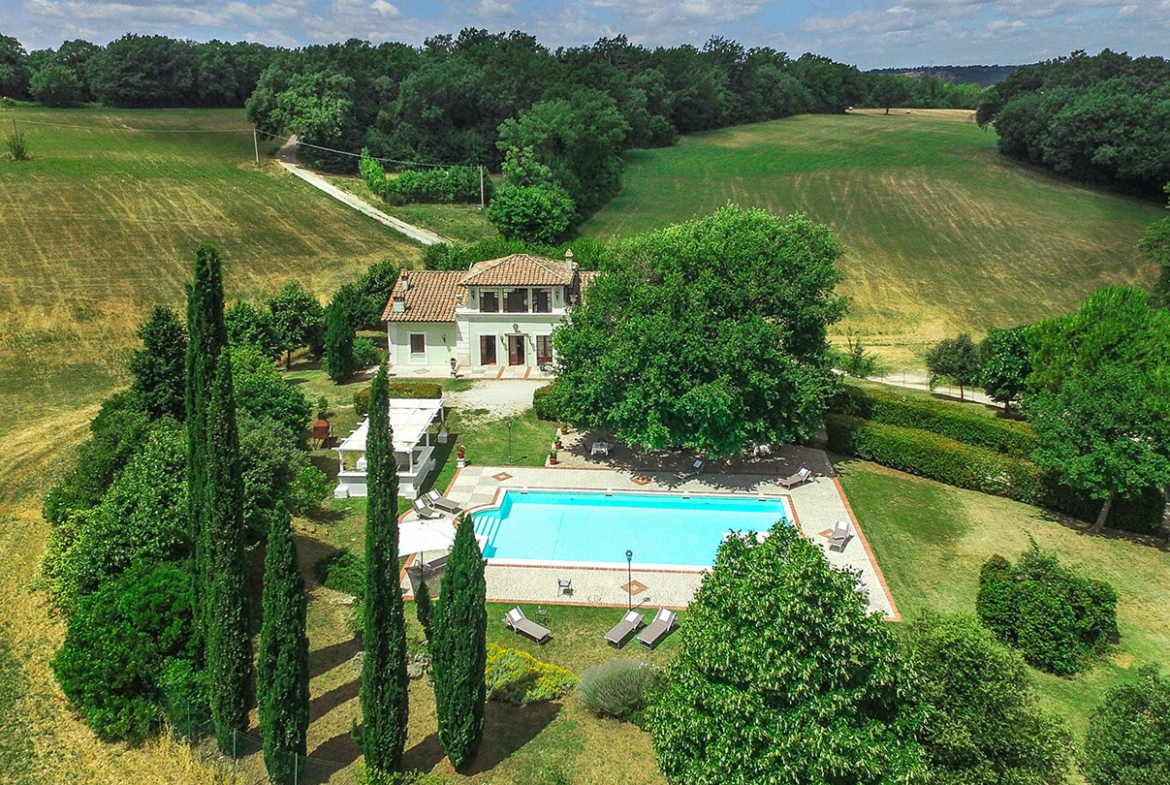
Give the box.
[7,118,253,133]
[255,129,460,168]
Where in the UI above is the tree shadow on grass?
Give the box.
[404,700,561,775]
[310,677,361,722]
[310,729,362,768]
[309,636,363,679]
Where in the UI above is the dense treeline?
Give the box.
[977,49,1170,194]
[869,64,1025,88]
[0,31,274,107]
[857,72,984,112]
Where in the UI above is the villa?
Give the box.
[383,250,595,371]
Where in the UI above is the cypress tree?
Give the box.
[360,362,409,779]
[258,503,310,785]
[324,285,357,382]
[205,346,253,751]
[432,515,487,770]
[415,579,433,642]
[185,240,228,632]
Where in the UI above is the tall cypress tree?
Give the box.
[360,363,409,779]
[432,516,487,770]
[205,346,253,751]
[258,503,310,785]
[324,285,357,382]
[185,240,228,632]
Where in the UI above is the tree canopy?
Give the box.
[979,326,1031,410]
[1082,665,1170,785]
[925,334,980,400]
[553,206,846,457]
[646,522,925,784]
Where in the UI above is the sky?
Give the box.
[6,0,1170,70]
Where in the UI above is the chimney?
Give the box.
[401,270,410,292]
[391,294,405,313]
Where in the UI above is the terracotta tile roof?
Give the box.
[460,254,574,287]
[382,270,465,322]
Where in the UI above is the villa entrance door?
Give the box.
[507,335,526,366]
[479,335,496,365]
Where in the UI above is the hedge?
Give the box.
[383,167,492,205]
[825,414,1163,533]
[357,382,442,415]
[829,384,1038,458]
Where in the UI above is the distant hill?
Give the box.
[869,64,1031,87]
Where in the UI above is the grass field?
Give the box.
[0,105,423,785]
[583,110,1165,366]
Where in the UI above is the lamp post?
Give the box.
[507,418,513,464]
[626,549,633,610]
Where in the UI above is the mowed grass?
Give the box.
[583,112,1164,364]
[324,173,499,244]
[839,460,1170,740]
[0,105,422,785]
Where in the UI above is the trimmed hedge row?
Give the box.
[825,414,1163,534]
[829,384,1038,458]
[354,382,442,416]
[383,167,491,205]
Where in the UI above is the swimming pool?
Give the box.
[471,489,794,569]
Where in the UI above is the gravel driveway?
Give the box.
[446,379,549,418]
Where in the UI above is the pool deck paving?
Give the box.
[401,463,899,620]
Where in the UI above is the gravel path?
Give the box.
[275,136,446,246]
[446,379,549,418]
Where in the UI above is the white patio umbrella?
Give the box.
[398,520,456,568]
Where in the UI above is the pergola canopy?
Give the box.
[337,397,445,454]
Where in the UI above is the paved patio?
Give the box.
[388,363,554,380]
[400,463,899,620]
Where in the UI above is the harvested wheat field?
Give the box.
[583,111,1164,365]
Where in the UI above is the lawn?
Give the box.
[838,459,1170,740]
[583,112,1164,367]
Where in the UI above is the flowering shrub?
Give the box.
[484,643,576,705]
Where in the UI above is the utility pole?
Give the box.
[253,128,260,166]
[479,164,485,211]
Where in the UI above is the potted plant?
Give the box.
[548,450,558,466]
[554,437,563,449]
[560,424,571,435]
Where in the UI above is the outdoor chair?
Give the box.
[827,519,853,551]
[675,458,705,481]
[604,610,645,648]
[425,488,461,513]
[558,578,573,596]
[412,497,442,520]
[637,608,678,649]
[504,606,551,644]
[777,466,813,489]
[591,440,610,456]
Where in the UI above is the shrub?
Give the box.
[29,62,82,107]
[225,300,281,358]
[314,550,365,600]
[578,659,659,721]
[976,546,1118,675]
[289,465,330,513]
[382,166,490,204]
[824,414,1164,533]
[828,384,1038,457]
[352,338,384,368]
[386,382,442,399]
[231,346,312,439]
[1082,665,1170,785]
[532,380,561,421]
[484,643,576,705]
[488,183,575,244]
[51,565,197,743]
[353,387,371,417]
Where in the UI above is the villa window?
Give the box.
[409,333,425,361]
[534,289,551,313]
[481,290,499,313]
[504,288,528,313]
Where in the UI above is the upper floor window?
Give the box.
[504,288,528,313]
[481,290,499,313]
[534,289,551,313]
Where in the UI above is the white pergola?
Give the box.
[334,397,446,499]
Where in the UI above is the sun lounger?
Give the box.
[412,497,442,520]
[604,610,645,648]
[637,608,678,649]
[827,519,853,551]
[425,488,461,513]
[504,606,551,644]
[777,466,813,489]
[675,458,705,481]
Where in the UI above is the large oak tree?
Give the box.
[552,206,846,457]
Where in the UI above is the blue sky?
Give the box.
[8,0,1170,69]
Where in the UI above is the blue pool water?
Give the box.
[472,490,793,568]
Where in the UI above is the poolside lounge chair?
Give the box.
[412,497,442,520]
[504,606,551,644]
[604,610,645,648]
[777,466,813,489]
[637,608,678,649]
[557,578,573,596]
[827,519,853,551]
[675,458,705,481]
[425,488,461,513]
